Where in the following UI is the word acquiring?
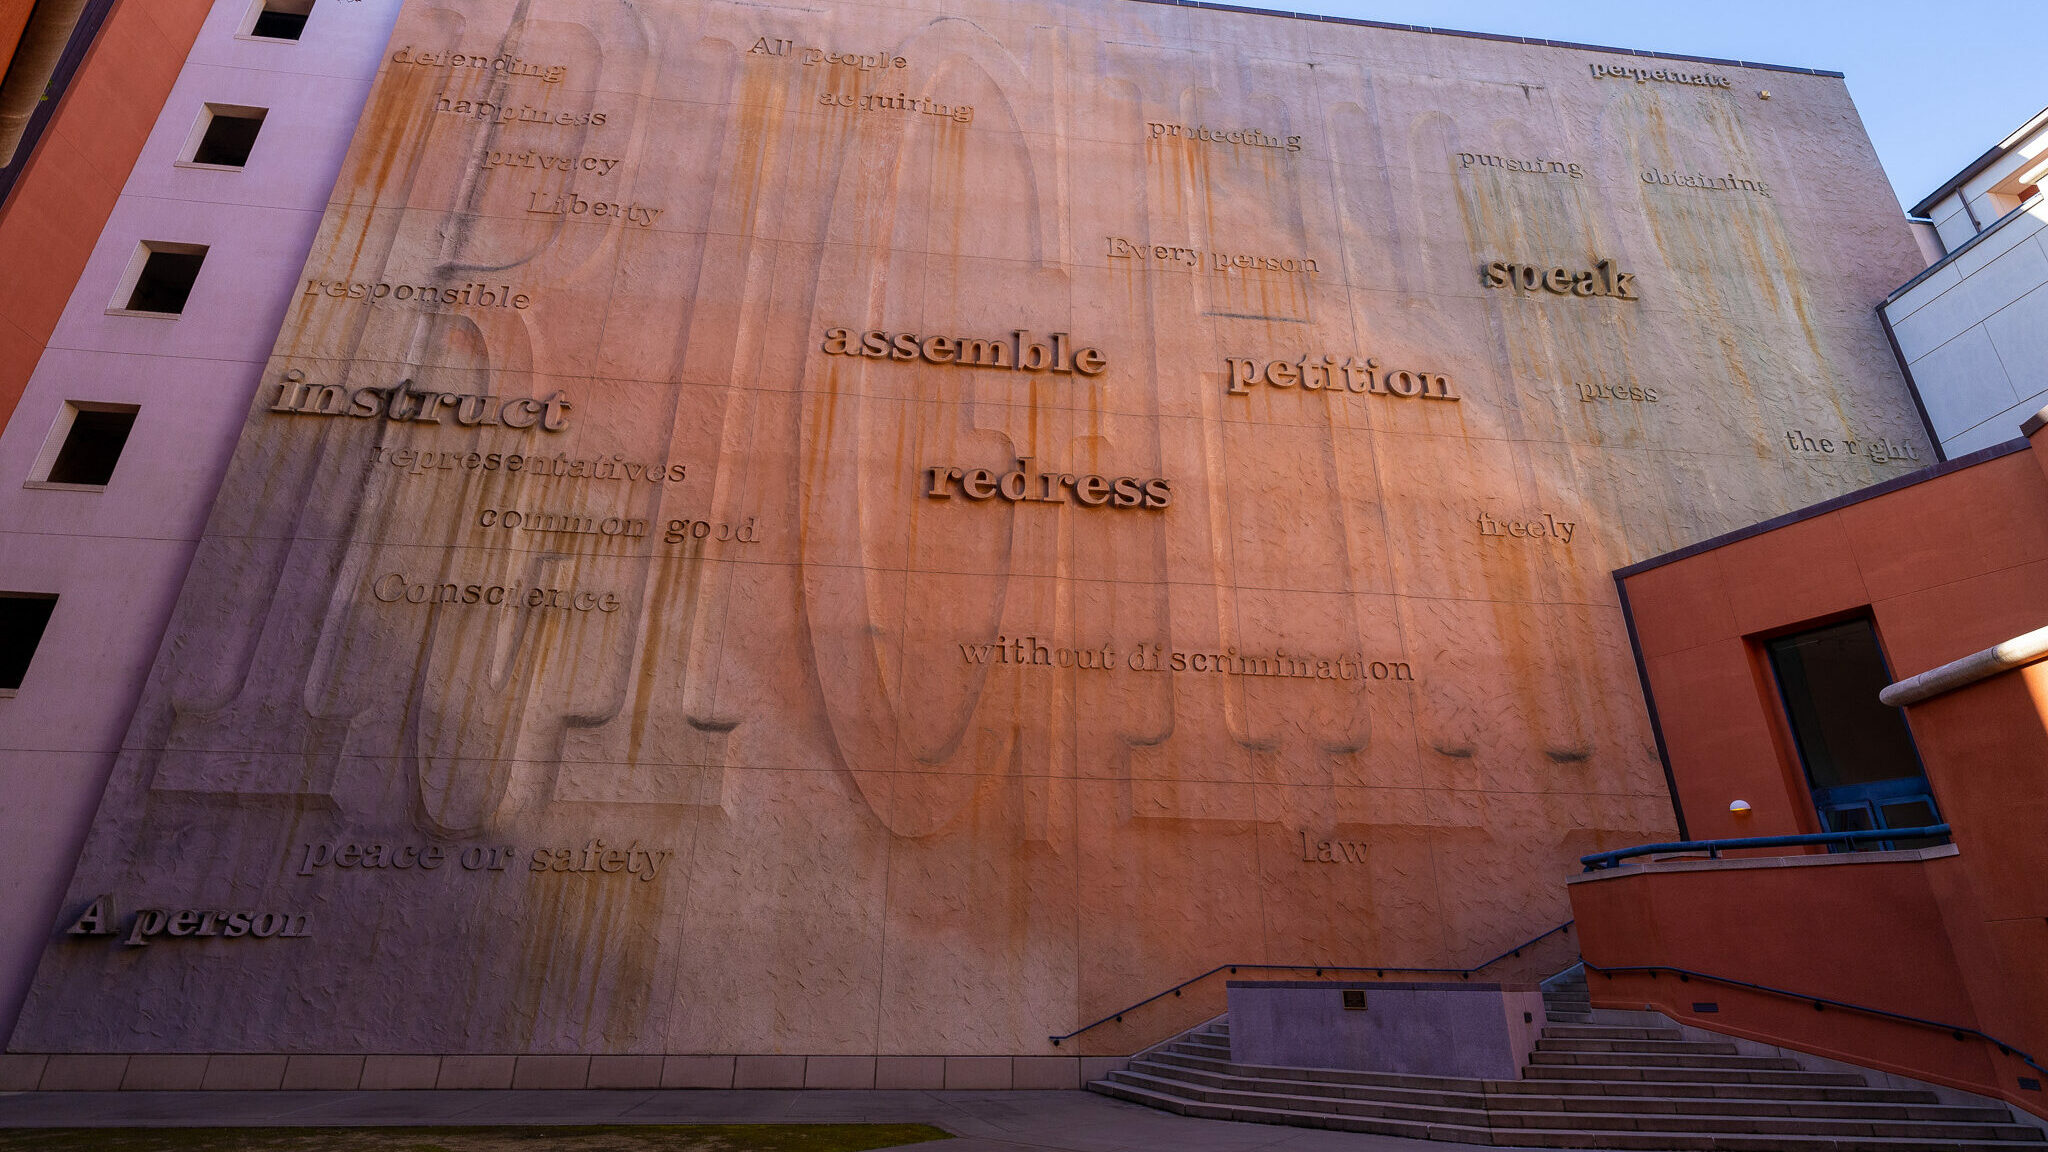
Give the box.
[1785,430,1920,462]
[1578,380,1659,404]
[484,150,620,176]
[925,457,1170,509]
[531,840,673,881]
[819,90,972,123]
[371,573,623,613]
[1589,60,1733,88]
[1477,511,1576,543]
[272,372,571,431]
[1483,259,1637,300]
[1458,151,1582,179]
[1301,832,1369,863]
[296,841,516,874]
[822,328,1106,375]
[527,190,661,227]
[371,448,685,483]
[1107,237,1320,274]
[66,896,309,947]
[749,37,907,71]
[434,95,606,126]
[1643,169,1772,196]
[302,278,529,309]
[1146,122,1301,153]
[1227,355,1458,401]
[391,46,565,83]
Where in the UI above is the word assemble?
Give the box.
[822,328,1106,375]
[925,457,1170,509]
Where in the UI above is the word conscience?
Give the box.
[822,328,1105,375]
[926,457,1170,509]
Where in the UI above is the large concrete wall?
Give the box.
[10,0,1927,1059]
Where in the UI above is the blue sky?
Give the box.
[1270,0,2047,212]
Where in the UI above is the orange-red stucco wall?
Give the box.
[1581,424,2048,1115]
[0,0,213,432]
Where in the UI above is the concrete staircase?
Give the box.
[1090,972,2047,1150]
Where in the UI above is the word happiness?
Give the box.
[818,90,973,123]
[1483,259,1637,300]
[1146,122,1301,153]
[925,457,1170,509]
[749,37,908,71]
[390,46,566,83]
[821,328,1106,375]
[1225,355,1458,401]
[959,635,1415,684]
[1642,169,1772,197]
[67,896,307,948]
[1589,60,1734,89]
[434,95,606,126]
[272,372,572,432]
[1458,152,1583,179]
[302,278,530,310]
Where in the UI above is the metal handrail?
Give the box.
[1047,920,1574,1046]
[1581,960,2046,1077]
[1580,825,1950,871]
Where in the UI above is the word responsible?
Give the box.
[924,457,1169,509]
[1225,354,1459,401]
[271,372,572,431]
[821,328,1106,375]
[301,278,530,309]
[1483,259,1637,300]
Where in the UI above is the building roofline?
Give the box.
[1908,104,2048,218]
[1121,0,1845,79]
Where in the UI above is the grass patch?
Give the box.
[0,1123,953,1152]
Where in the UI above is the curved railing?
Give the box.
[1579,825,1950,871]
[1047,920,1574,1046]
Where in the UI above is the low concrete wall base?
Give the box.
[1226,980,1544,1080]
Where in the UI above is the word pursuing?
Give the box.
[532,840,674,881]
[960,637,1414,683]
[371,573,623,613]
[818,91,972,123]
[66,896,308,947]
[483,150,620,176]
[526,190,661,227]
[1578,380,1660,404]
[924,457,1170,509]
[271,372,572,432]
[390,46,565,83]
[1784,430,1920,463]
[1301,832,1368,864]
[1225,355,1459,401]
[434,95,606,126]
[821,328,1106,375]
[1642,169,1772,197]
[1477,511,1577,544]
[296,841,515,875]
[1458,151,1583,179]
[749,37,907,71]
[1107,237,1321,274]
[370,449,686,484]
[1483,259,1637,300]
[301,278,530,309]
[1589,60,1733,89]
[1146,122,1301,153]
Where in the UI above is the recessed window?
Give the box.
[245,0,314,41]
[184,104,267,168]
[112,242,208,315]
[0,594,58,694]
[28,402,138,488]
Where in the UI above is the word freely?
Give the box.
[1784,430,1920,462]
[434,95,607,126]
[302,278,530,309]
[1642,169,1772,196]
[1301,832,1368,863]
[1146,122,1301,153]
[1107,237,1321,274]
[749,37,908,71]
[296,841,516,875]
[924,458,1170,509]
[370,448,686,484]
[1226,355,1459,401]
[1578,380,1660,404]
[532,841,674,881]
[959,636,1414,683]
[371,573,623,613]
[526,190,662,227]
[66,896,308,947]
[1589,60,1734,89]
[1482,259,1637,299]
[1477,511,1576,543]
[483,150,620,176]
[818,90,972,123]
[821,328,1106,375]
[390,46,565,83]
[1458,152,1583,179]
[272,372,571,431]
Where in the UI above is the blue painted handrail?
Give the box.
[1580,825,1950,871]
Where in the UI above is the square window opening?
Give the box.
[0,594,58,693]
[185,104,267,168]
[30,402,138,488]
[114,242,208,315]
[246,0,314,40]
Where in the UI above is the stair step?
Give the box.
[1523,1064,1873,1086]
[1125,1059,1489,1110]
[1538,1039,1740,1056]
[1105,1069,1493,1126]
[1143,1049,1488,1093]
[1530,1052,1802,1069]
[1491,1077,1942,1104]
[1544,1026,1687,1041]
